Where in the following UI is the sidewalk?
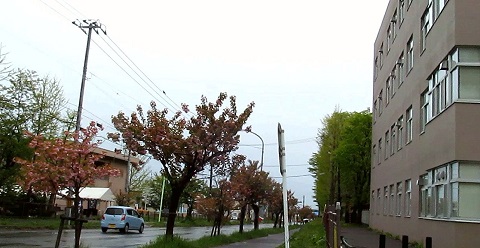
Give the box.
[214,229,298,248]
[341,226,403,248]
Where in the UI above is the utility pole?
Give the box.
[72,19,106,132]
[278,123,289,248]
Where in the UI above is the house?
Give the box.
[56,147,140,216]
[371,0,480,247]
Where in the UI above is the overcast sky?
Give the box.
[1,0,388,209]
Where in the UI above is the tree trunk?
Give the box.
[186,203,193,220]
[239,204,246,233]
[251,204,259,230]
[73,191,81,248]
[273,213,280,228]
[165,187,182,238]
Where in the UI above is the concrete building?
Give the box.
[371,0,480,247]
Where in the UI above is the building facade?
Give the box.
[371,0,480,247]
[56,147,140,215]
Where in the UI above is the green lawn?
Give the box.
[279,219,325,248]
[0,216,101,229]
[142,227,290,248]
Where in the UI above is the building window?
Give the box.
[397,52,405,86]
[396,182,403,216]
[420,161,480,220]
[405,179,411,217]
[390,184,395,216]
[385,131,390,160]
[378,90,384,116]
[372,144,377,165]
[387,26,392,53]
[432,0,448,20]
[378,138,382,164]
[420,7,431,52]
[371,191,376,215]
[392,11,397,40]
[406,106,413,143]
[406,36,414,72]
[377,188,381,215]
[398,0,405,25]
[420,88,429,132]
[386,79,391,105]
[374,56,379,80]
[397,116,404,150]
[373,99,378,122]
[390,124,396,155]
[391,67,397,96]
[379,43,384,68]
[384,186,389,215]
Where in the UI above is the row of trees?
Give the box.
[1,47,304,243]
[309,108,372,223]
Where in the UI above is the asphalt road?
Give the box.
[0,224,272,248]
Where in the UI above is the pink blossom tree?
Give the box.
[16,121,120,247]
[111,92,254,237]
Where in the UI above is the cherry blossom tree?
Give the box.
[16,121,120,248]
[111,92,254,237]
[230,160,272,232]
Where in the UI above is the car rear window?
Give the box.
[105,208,124,215]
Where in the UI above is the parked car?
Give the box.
[100,206,144,234]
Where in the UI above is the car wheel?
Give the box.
[122,224,129,234]
[101,227,107,233]
[138,224,144,234]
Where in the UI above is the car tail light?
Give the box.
[102,214,105,220]
[121,214,126,221]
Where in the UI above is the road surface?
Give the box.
[0,224,272,247]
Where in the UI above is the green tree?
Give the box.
[0,69,66,194]
[309,108,350,208]
[335,110,372,223]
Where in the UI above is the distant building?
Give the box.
[371,0,480,247]
[56,147,140,215]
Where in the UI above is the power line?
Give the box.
[271,174,312,179]
[262,163,310,168]
[103,35,188,116]
[40,1,188,117]
[239,137,316,147]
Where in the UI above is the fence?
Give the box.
[323,202,341,248]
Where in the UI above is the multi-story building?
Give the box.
[371,0,480,247]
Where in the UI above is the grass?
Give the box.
[0,216,251,230]
[141,227,289,248]
[279,219,325,248]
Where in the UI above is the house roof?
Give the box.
[92,147,141,166]
[58,187,116,202]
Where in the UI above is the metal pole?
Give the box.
[278,123,289,248]
[248,131,264,171]
[158,176,166,222]
[125,150,131,193]
[75,24,93,132]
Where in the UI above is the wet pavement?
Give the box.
[0,224,272,248]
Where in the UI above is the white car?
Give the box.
[100,206,145,234]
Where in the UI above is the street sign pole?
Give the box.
[278,123,290,248]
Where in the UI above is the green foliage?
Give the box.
[309,108,372,221]
[279,219,325,248]
[0,67,68,211]
[309,108,350,208]
[141,227,287,248]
